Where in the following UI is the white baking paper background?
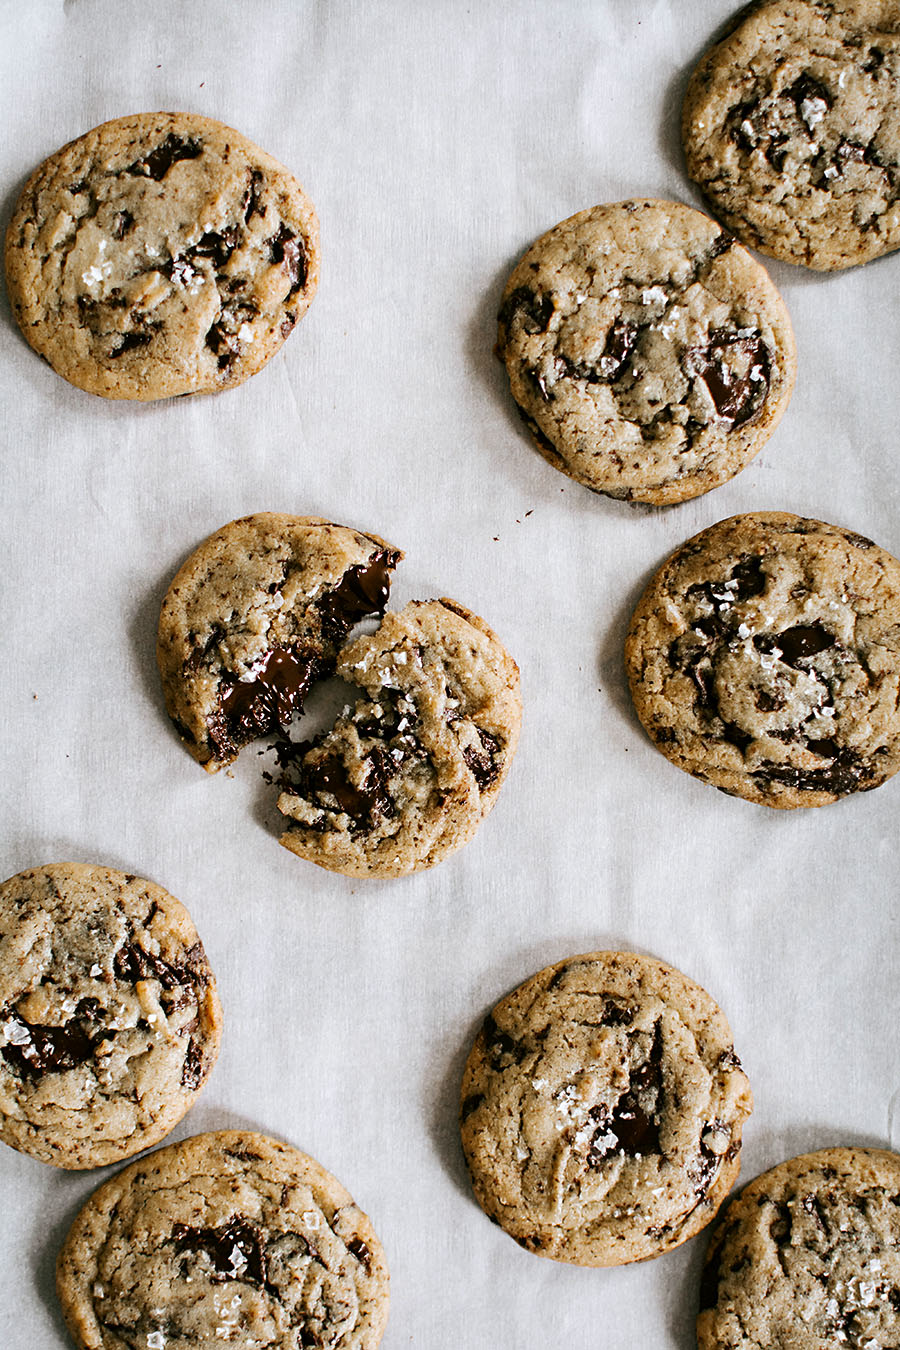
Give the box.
[1,2,898,1346]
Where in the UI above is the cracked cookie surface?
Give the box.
[0,863,221,1169]
[157,514,401,772]
[5,112,319,399]
[496,199,795,504]
[459,951,752,1266]
[625,512,900,808]
[56,1129,390,1350]
[697,1147,900,1349]
[276,598,522,878]
[683,0,900,270]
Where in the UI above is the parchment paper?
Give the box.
[1,2,898,1346]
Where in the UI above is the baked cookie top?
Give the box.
[56,1129,390,1350]
[277,598,522,878]
[496,199,795,504]
[0,863,222,1169]
[459,951,752,1267]
[5,112,319,399]
[157,514,401,771]
[625,511,900,808]
[683,0,900,270]
[697,1147,900,1349]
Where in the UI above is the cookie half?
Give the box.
[683,1,900,270]
[625,511,900,807]
[56,1129,390,1349]
[157,514,402,771]
[276,598,522,877]
[697,1147,900,1348]
[496,199,795,504]
[5,112,319,398]
[459,951,752,1266]
[0,863,222,1169]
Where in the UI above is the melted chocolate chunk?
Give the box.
[214,647,323,754]
[754,746,872,796]
[684,329,770,427]
[268,223,307,293]
[109,330,153,358]
[173,1217,266,1286]
[1,1008,98,1078]
[586,1021,663,1164]
[462,728,502,790]
[317,550,400,642]
[498,286,555,336]
[127,132,203,181]
[301,746,395,827]
[774,624,834,665]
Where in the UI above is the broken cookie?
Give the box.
[157,516,521,876]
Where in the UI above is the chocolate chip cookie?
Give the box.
[683,1,900,270]
[5,112,319,399]
[697,1147,900,1348]
[625,512,900,807]
[157,514,402,771]
[56,1129,390,1349]
[496,199,796,504]
[0,863,222,1169]
[459,951,752,1266]
[276,598,522,878]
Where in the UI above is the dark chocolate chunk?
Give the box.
[111,209,135,240]
[113,940,203,991]
[586,1020,663,1164]
[267,223,307,293]
[173,1216,267,1286]
[127,133,203,181]
[346,1237,372,1272]
[774,624,834,665]
[1,1008,98,1078]
[599,317,638,380]
[683,329,771,428]
[786,72,832,131]
[300,746,394,826]
[180,1036,205,1089]
[242,168,265,222]
[462,728,502,790]
[109,330,153,358]
[482,1013,528,1072]
[316,549,400,642]
[189,227,240,268]
[498,286,555,335]
[213,646,323,754]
